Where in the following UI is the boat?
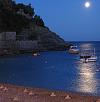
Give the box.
[68,46,79,54]
[80,48,97,62]
[33,52,40,56]
[80,56,97,63]
[86,48,97,62]
[33,53,38,56]
[80,49,91,58]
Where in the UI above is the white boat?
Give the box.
[86,49,97,62]
[80,48,97,62]
[33,52,40,56]
[69,46,79,54]
[80,49,91,58]
[33,53,38,56]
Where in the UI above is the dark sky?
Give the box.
[16,0,100,41]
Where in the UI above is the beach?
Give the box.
[0,83,100,102]
[0,42,100,101]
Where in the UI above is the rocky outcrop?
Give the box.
[0,0,70,52]
[19,26,70,51]
[35,26,70,50]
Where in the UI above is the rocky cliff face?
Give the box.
[19,26,70,51]
[0,1,70,51]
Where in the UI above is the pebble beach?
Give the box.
[0,83,100,102]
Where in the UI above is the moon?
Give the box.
[84,1,91,8]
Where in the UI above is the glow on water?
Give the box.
[75,42,100,95]
[0,42,100,96]
[77,62,97,93]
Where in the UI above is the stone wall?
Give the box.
[16,41,38,50]
[5,32,16,41]
[0,32,38,51]
[0,40,38,50]
[0,32,16,41]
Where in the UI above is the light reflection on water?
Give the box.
[76,42,98,94]
[0,42,100,96]
[80,43,93,49]
[77,62,97,93]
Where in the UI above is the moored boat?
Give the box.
[86,48,97,62]
[33,52,40,56]
[69,46,79,54]
[80,48,97,62]
[86,56,97,62]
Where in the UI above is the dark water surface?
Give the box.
[0,41,100,96]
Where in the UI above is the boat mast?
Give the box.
[94,48,95,55]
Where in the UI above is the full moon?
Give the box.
[85,1,91,8]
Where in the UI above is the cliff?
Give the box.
[17,26,70,51]
[31,26,70,51]
[0,0,70,51]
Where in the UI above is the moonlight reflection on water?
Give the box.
[77,62,97,93]
[0,42,100,95]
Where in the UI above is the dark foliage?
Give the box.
[14,3,35,17]
[0,8,30,32]
[33,15,45,27]
[0,0,45,33]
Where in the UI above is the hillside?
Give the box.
[0,0,70,51]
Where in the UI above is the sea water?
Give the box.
[0,41,100,96]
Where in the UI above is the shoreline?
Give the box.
[0,50,68,57]
[0,83,100,102]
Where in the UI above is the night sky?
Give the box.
[16,0,100,41]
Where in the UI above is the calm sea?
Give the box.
[0,41,100,96]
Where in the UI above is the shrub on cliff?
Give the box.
[14,3,35,17]
[0,0,45,32]
[0,8,30,32]
[33,15,45,27]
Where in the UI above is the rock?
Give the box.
[23,88,28,93]
[65,95,71,99]
[28,91,35,96]
[20,26,70,51]
[13,96,19,101]
[50,92,56,97]
[0,0,71,52]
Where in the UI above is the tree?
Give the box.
[0,8,30,32]
[33,15,45,27]
[15,3,35,17]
